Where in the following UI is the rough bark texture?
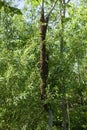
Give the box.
[40,3,49,100]
[39,2,58,130]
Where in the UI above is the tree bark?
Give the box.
[40,3,49,99]
[60,1,67,130]
[40,0,58,100]
[39,1,58,130]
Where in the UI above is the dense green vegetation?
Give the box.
[0,0,87,130]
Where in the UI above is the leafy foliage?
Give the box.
[0,0,87,130]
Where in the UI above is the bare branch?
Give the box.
[62,0,66,17]
[40,0,44,21]
[46,0,58,18]
[42,0,44,16]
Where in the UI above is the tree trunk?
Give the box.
[48,108,53,130]
[39,1,58,129]
[60,1,67,130]
[67,101,71,130]
[40,6,48,100]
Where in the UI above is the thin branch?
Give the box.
[40,0,44,21]
[46,0,58,18]
[63,0,65,16]
[42,0,44,15]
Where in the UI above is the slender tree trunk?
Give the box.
[40,0,49,100]
[60,1,67,130]
[67,101,71,130]
[39,3,53,129]
[39,1,58,129]
[48,108,53,130]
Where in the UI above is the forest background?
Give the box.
[0,0,87,130]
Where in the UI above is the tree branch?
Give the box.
[42,0,44,16]
[40,0,44,21]
[0,1,22,15]
[63,0,65,17]
[46,0,58,18]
